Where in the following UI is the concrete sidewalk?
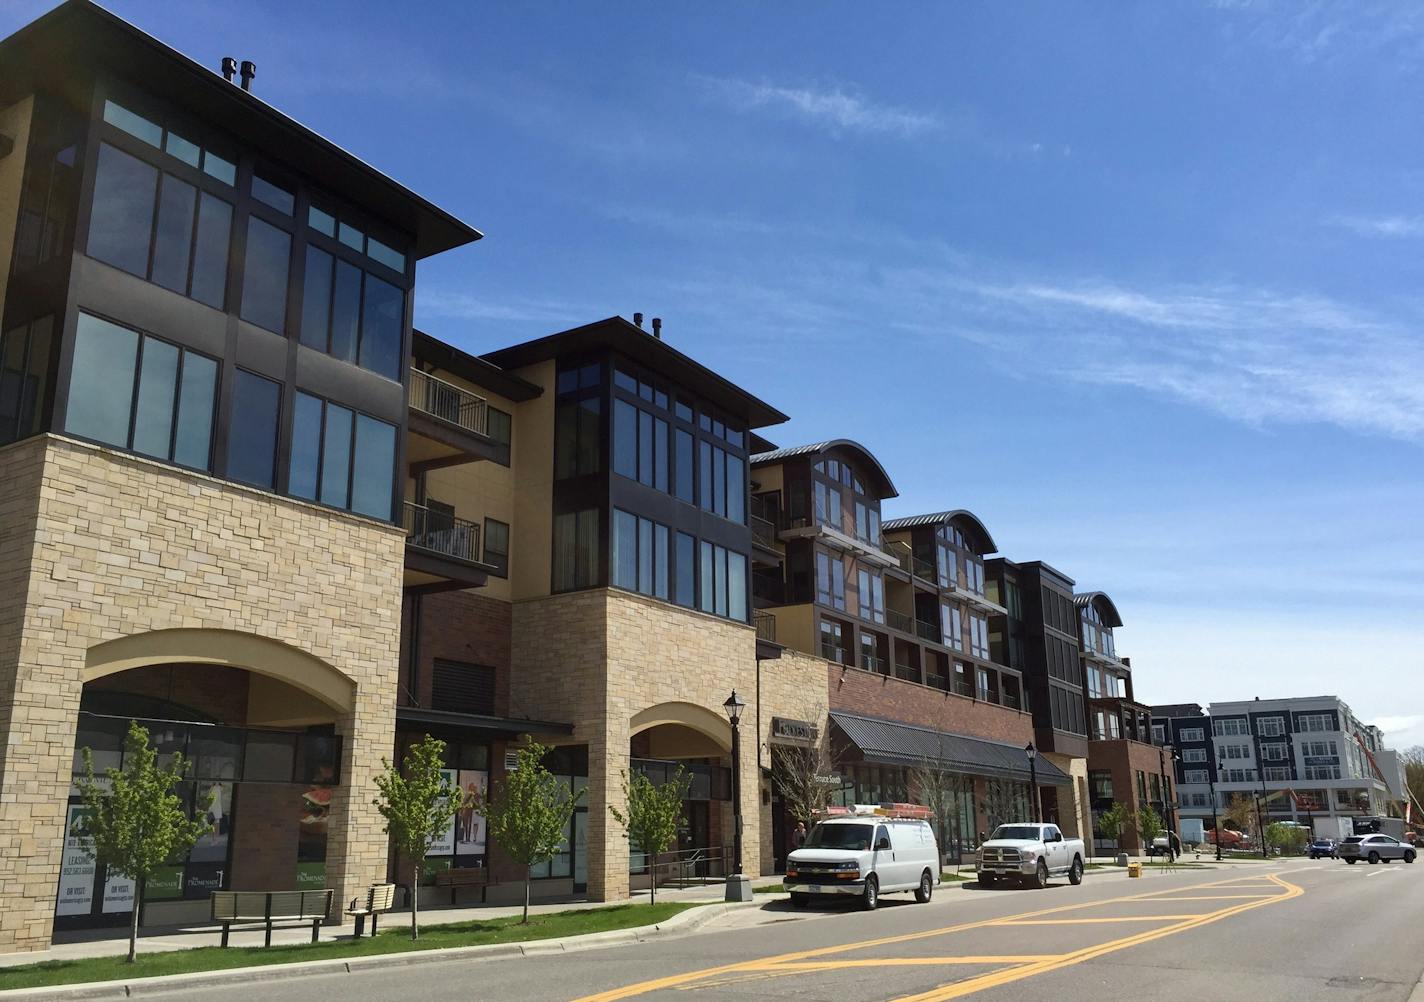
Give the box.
[0,882,733,968]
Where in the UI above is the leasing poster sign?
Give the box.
[56,806,96,916]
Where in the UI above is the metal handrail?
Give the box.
[749,513,777,549]
[911,556,937,581]
[409,367,489,437]
[894,663,920,683]
[754,611,777,643]
[403,501,481,562]
[926,673,948,691]
[886,609,913,634]
[820,642,845,663]
[915,619,941,643]
[860,653,887,674]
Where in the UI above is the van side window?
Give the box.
[875,824,890,848]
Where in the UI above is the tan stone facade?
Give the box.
[0,434,404,953]
[510,588,828,901]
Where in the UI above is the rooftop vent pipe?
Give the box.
[221,57,237,83]
[240,60,257,92]
[651,317,662,339]
[633,312,643,329]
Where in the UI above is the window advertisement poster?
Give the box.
[143,866,184,901]
[189,781,230,863]
[427,769,457,856]
[295,862,326,891]
[56,806,96,916]
[456,770,489,856]
[101,872,135,914]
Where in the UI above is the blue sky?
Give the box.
[8,1,1421,747]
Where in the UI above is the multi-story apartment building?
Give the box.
[748,447,1067,865]
[985,559,1091,842]
[0,0,482,952]
[1152,703,1216,828]
[1153,696,1400,836]
[1075,592,1171,855]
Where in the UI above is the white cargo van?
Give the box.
[783,805,940,910]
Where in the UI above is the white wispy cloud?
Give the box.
[415,290,591,326]
[693,74,939,138]
[1329,214,1424,238]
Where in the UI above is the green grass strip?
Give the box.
[0,903,695,991]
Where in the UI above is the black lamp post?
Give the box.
[1208,756,1222,862]
[1157,744,1177,855]
[1253,730,1270,859]
[1025,742,1040,823]
[723,690,746,878]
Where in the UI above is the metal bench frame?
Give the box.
[210,889,334,947]
[344,883,396,937]
[434,866,495,905]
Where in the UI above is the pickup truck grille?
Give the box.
[981,848,1021,863]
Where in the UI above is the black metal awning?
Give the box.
[830,712,1072,786]
[396,707,573,739]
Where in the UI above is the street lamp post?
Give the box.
[722,690,749,902]
[1208,757,1222,862]
[1157,744,1177,857]
[1253,730,1270,859]
[1025,742,1040,823]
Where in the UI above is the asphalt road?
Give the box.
[186,860,1424,1002]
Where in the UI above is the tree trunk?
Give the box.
[522,866,531,924]
[127,883,141,963]
[410,864,420,941]
[649,852,656,906]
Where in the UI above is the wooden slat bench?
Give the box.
[345,883,396,937]
[210,889,334,947]
[433,866,497,904]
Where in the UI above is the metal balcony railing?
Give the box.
[409,368,489,437]
[753,611,777,644]
[860,653,887,674]
[404,501,482,563]
[954,679,973,697]
[1003,691,1021,710]
[894,663,921,683]
[926,673,948,691]
[915,619,941,643]
[749,513,778,550]
[911,555,937,581]
[820,642,845,664]
[886,609,914,634]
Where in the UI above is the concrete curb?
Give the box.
[0,900,753,1001]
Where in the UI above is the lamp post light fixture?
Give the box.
[1025,742,1040,823]
[1157,744,1178,857]
[1207,757,1223,861]
[722,690,747,900]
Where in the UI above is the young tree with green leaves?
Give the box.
[373,734,460,940]
[75,720,213,963]
[1138,805,1165,861]
[1265,822,1309,856]
[482,741,582,924]
[610,766,689,905]
[1096,801,1134,858]
[1222,794,1261,850]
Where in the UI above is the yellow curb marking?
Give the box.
[574,871,1303,1002]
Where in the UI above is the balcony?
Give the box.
[749,513,781,566]
[402,501,490,592]
[754,611,782,661]
[781,517,900,569]
[407,367,501,471]
[886,609,914,635]
[893,662,921,684]
[915,619,941,643]
[860,653,888,674]
[820,641,846,664]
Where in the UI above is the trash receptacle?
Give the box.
[1127,862,1142,878]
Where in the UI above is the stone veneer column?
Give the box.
[323,692,398,922]
[585,720,630,901]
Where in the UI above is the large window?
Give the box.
[240,216,291,334]
[1297,713,1334,733]
[288,391,395,519]
[227,370,281,488]
[698,541,747,621]
[700,440,744,522]
[1183,769,1209,785]
[857,569,885,625]
[299,246,404,380]
[613,399,668,491]
[1179,727,1205,742]
[612,509,669,600]
[87,142,233,310]
[675,532,696,607]
[969,613,990,659]
[1256,717,1285,737]
[816,549,846,610]
[554,363,602,479]
[0,316,54,445]
[64,313,217,470]
[552,508,599,591]
[1213,718,1250,737]
[941,602,964,651]
[483,519,510,577]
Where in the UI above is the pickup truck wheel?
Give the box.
[1368,851,1381,865]
[1033,860,1049,889]
[1068,857,1084,885]
[861,875,879,911]
[789,892,809,908]
[915,870,933,903]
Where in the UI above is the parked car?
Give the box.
[1337,834,1416,865]
[976,823,1085,889]
[784,807,940,910]
[1307,838,1337,859]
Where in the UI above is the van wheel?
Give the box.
[790,892,809,908]
[1068,857,1084,886]
[915,870,933,903]
[1368,852,1380,865]
[861,875,879,911]
[1033,860,1049,889]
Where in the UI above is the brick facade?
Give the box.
[827,664,1034,745]
[0,435,404,953]
[400,590,512,713]
[1089,737,1171,853]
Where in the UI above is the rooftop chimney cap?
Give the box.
[221,57,237,82]
[239,60,256,92]
[633,312,643,329]
[651,317,662,339]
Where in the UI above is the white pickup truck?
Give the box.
[975,822,1085,889]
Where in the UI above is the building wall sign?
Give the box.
[771,717,819,745]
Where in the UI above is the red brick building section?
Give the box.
[1089,738,1174,854]
[827,665,1034,746]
